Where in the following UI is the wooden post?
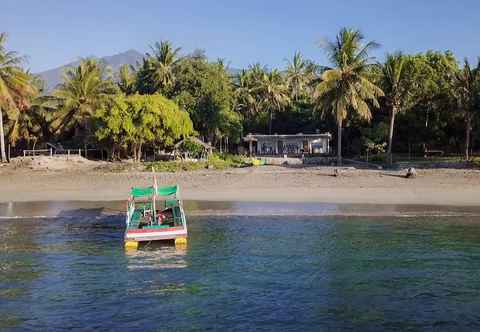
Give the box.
[7,144,10,161]
[78,149,81,156]
[50,148,53,157]
[67,149,70,160]
[23,150,26,157]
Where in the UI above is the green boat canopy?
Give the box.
[131,185,178,198]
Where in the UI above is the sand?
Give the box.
[0,157,479,206]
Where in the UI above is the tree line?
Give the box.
[0,28,479,165]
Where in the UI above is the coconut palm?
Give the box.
[54,58,116,141]
[144,41,181,94]
[26,94,62,145]
[234,70,255,113]
[378,52,417,165]
[453,59,480,160]
[285,51,311,101]
[314,28,384,165]
[259,69,290,134]
[117,64,137,95]
[0,33,36,162]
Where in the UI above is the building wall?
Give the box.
[254,136,330,155]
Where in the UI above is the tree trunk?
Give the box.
[132,144,137,162]
[0,108,7,163]
[387,107,396,166]
[465,114,472,161]
[137,143,142,162]
[337,119,342,166]
[269,109,273,135]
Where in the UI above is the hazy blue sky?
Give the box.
[2,0,480,72]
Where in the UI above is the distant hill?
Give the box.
[37,49,144,91]
[37,49,243,91]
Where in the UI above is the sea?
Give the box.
[1,201,480,331]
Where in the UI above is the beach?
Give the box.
[0,162,479,206]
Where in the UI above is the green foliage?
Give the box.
[94,94,194,161]
[144,153,247,172]
[234,64,292,134]
[313,28,384,164]
[54,58,117,142]
[117,64,137,95]
[206,153,246,169]
[452,59,480,159]
[136,41,181,95]
[180,138,205,158]
[173,56,241,142]
[0,32,37,161]
[145,160,207,172]
[3,32,480,166]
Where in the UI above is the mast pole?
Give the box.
[152,166,157,223]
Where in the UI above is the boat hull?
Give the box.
[124,226,187,242]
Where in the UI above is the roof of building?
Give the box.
[174,137,214,150]
[243,133,332,142]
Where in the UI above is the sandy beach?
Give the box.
[0,160,479,206]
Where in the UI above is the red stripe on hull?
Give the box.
[128,234,187,242]
[126,226,185,234]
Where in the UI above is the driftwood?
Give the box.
[405,167,417,179]
[333,168,343,177]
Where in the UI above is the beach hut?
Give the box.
[174,137,214,160]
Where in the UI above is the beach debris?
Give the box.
[405,167,417,178]
[333,168,343,177]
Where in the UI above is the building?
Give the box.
[243,133,332,156]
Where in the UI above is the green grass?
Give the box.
[356,154,480,169]
[144,154,250,172]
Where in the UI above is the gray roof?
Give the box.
[243,133,332,142]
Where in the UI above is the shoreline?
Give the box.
[2,200,480,219]
[0,165,479,207]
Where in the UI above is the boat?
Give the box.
[124,179,188,249]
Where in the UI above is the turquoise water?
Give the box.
[1,204,480,330]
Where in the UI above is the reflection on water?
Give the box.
[125,244,188,270]
[1,204,480,330]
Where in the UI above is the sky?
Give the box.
[2,0,480,72]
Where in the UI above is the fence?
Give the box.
[21,148,102,159]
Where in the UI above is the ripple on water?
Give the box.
[1,208,480,330]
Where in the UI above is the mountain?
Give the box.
[37,49,243,91]
[37,49,144,91]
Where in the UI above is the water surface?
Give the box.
[1,203,480,330]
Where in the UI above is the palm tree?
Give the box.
[0,33,36,162]
[144,41,181,94]
[24,94,62,145]
[259,69,290,134]
[285,51,311,101]
[234,69,260,116]
[378,52,416,165]
[453,59,480,161]
[117,64,137,95]
[314,28,384,165]
[54,58,115,142]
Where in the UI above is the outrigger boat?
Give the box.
[124,179,187,249]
